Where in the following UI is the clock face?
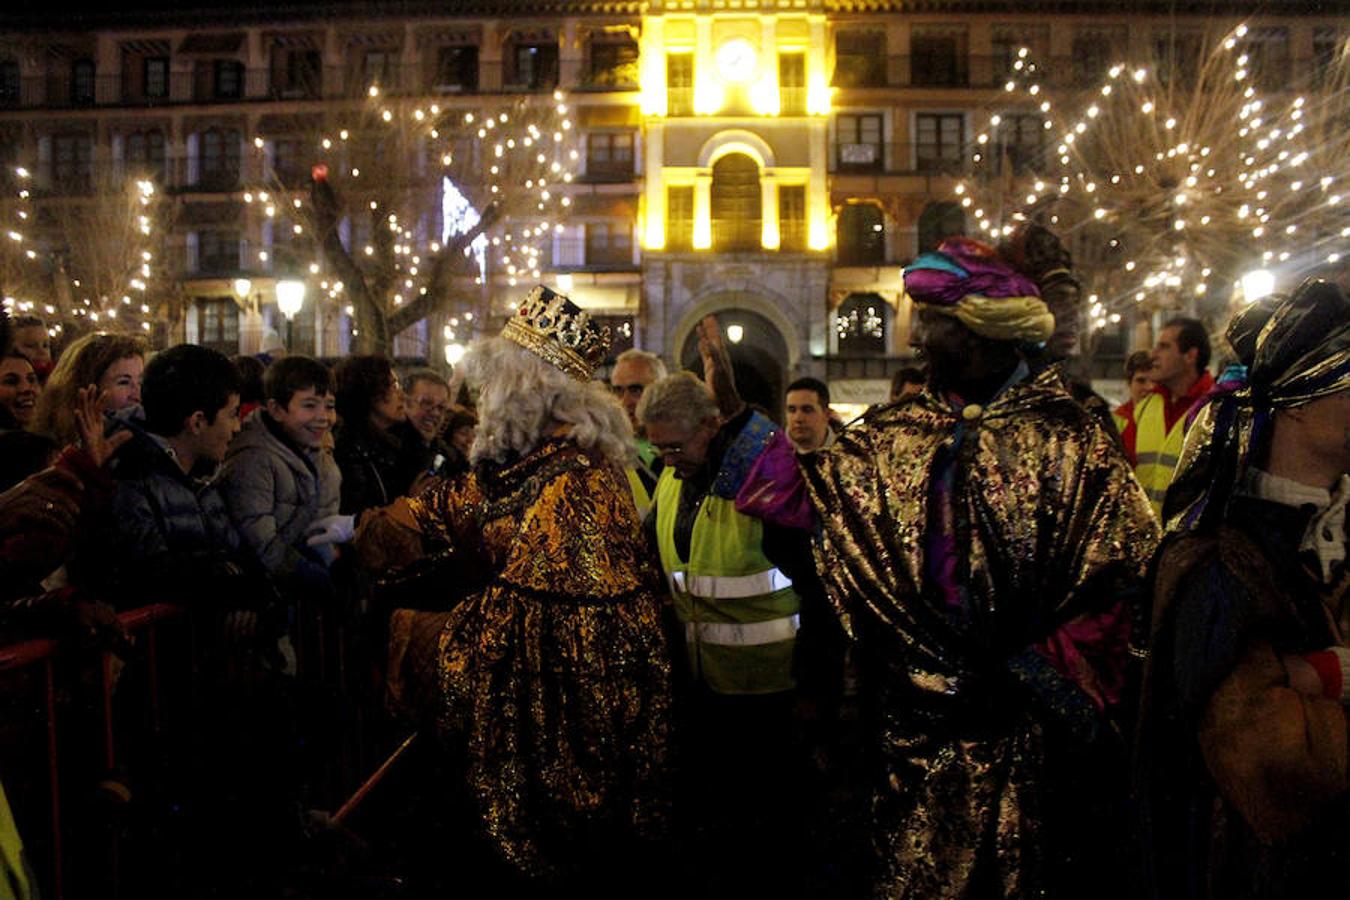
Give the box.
[716,39,757,83]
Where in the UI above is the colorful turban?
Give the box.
[1164,278,1350,533]
[903,237,1056,344]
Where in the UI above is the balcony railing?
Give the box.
[579,159,636,183]
[0,51,1319,113]
[547,237,638,271]
[826,53,1307,91]
[829,141,969,177]
[824,354,915,381]
[0,58,602,111]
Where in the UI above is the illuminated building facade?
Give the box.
[0,2,1342,405]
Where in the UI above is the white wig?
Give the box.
[462,336,634,468]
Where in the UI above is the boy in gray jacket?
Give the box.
[219,356,341,587]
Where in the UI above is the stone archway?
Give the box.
[675,298,793,421]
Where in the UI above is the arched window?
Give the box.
[835,292,889,356]
[710,153,761,252]
[836,203,885,265]
[917,201,965,254]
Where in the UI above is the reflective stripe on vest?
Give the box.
[653,468,801,694]
[685,613,801,647]
[670,567,795,599]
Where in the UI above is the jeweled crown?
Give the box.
[500,285,612,382]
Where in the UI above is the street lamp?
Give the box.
[725,323,744,344]
[275,279,306,350]
[444,342,466,367]
[1240,269,1276,304]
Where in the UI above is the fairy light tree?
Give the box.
[955,22,1349,341]
[1,163,169,339]
[245,86,579,357]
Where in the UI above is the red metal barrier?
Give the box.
[0,603,185,900]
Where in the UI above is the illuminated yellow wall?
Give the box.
[638,13,833,253]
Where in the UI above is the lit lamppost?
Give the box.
[275,279,306,351]
[234,277,261,353]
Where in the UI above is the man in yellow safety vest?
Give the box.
[1128,317,1216,518]
[638,350,813,895]
[610,348,667,518]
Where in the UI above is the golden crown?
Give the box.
[501,285,612,382]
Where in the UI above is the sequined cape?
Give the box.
[356,438,673,879]
[798,365,1159,898]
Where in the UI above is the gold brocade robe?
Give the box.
[798,366,1158,898]
[356,438,673,879]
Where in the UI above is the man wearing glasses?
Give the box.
[396,368,454,484]
[636,324,807,895]
[610,348,667,514]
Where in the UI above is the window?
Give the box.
[666,53,694,116]
[586,132,634,179]
[71,59,95,106]
[915,113,963,173]
[911,30,967,87]
[666,185,694,250]
[199,129,240,189]
[272,137,307,187]
[991,27,1047,80]
[1153,31,1203,87]
[836,113,883,170]
[0,60,19,107]
[835,293,888,356]
[196,298,239,354]
[144,56,169,99]
[584,222,633,267]
[917,201,966,253]
[363,50,396,90]
[433,47,478,93]
[1072,29,1122,86]
[277,49,321,98]
[778,185,806,252]
[52,134,92,191]
[588,37,639,88]
[779,53,806,115]
[836,204,885,266]
[1313,28,1341,86]
[214,60,242,99]
[834,32,886,87]
[125,130,166,178]
[508,42,558,91]
[197,232,239,274]
[1245,28,1290,91]
[1000,114,1045,174]
[710,153,761,252]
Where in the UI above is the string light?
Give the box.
[952,24,1348,329]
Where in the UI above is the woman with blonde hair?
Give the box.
[32,332,147,446]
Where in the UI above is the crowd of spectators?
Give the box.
[0,311,480,895]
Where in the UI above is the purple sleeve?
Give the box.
[734,430,818,531]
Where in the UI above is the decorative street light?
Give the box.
[275,279,307,350]
[444,342,466,367]
[233,278,252,303]
[725,323,744,344]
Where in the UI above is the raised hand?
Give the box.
[696,314,744,418]
[74,384,131,468]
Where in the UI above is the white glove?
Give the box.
[306,513,355,547]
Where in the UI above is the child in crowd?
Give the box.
[219,356,341,586]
